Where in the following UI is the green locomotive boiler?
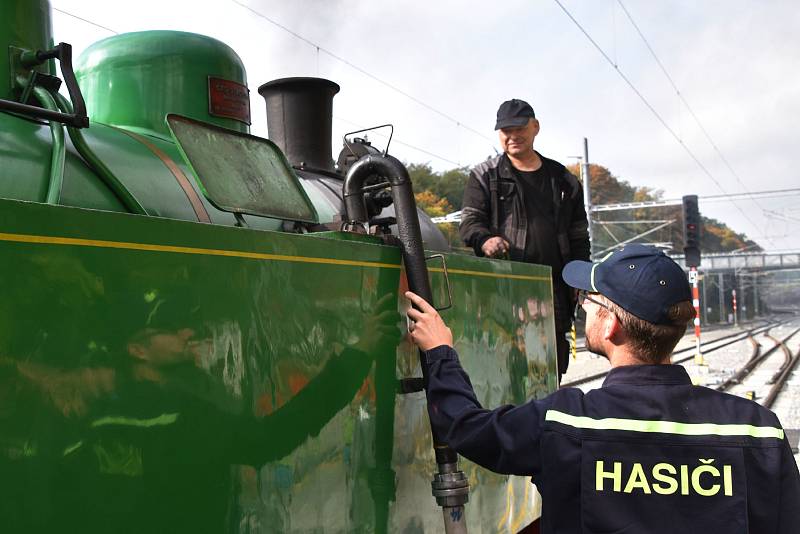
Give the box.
[0,1,557,532]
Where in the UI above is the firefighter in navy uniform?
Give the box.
[405,244,800,533]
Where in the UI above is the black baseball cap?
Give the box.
[495,99,536,130]
[562,244,691,325]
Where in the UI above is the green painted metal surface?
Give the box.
[0,0,53,99]
[0,198,556,532]
[2,6,557,530]
[75,30,250,139]
[0,110,285,230]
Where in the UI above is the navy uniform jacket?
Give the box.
[424,345,800,533]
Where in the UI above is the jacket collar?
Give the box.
[601,364,692,387]
[501,152,570,191]
[498,153,516,179]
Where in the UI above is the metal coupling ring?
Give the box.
[431,470,470,507]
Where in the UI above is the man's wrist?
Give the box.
[424,345,457,364]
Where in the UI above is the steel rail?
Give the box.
[763,343,800,409]
[766,333,794,385]
[716,327,800,393]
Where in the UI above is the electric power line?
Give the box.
[616,0,774,246]
[52,7,118,34]
[51,4,471,168]
[333,116,464,167]
[552,0,767,245]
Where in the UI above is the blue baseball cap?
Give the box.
[562,244,691,325]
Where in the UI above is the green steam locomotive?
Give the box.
[0,1,557,531]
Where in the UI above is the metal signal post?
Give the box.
[689,268,703,365]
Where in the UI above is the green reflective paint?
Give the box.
[62,441,84,456]
[0,196,556,532]
[0,0,53,100]
[545,410,785,439]
[75,30,249,138]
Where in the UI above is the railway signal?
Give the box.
[682,195,702,267]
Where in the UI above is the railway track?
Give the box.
[714,325,800,407]
[561,319,786,388]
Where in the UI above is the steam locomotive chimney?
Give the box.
[257,77,340,172]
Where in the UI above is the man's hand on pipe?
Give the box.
[404,291,453,351]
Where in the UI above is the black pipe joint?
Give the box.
[343,154,409,224]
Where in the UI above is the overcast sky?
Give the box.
[51,0,800,251]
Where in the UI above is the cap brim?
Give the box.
[494,117,531,130]
[561,260,595,291]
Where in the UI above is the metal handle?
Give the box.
[425,254,453,311]
[0,43,89,128]
[342,124,394,156]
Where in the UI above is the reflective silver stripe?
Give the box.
[545,410,784,439]
[91,413,179,428]
[590,251,615,292]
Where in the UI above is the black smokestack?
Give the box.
[257,77,340,172]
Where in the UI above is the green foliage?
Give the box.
[408,159,759,255]
[413,189,463,248]
[407,163,470,210]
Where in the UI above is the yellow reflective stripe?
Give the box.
[91,413,179,428]
[0,232,400,270]
[545,410,784,439]
[431,267,550,282]
[0,232,548,281]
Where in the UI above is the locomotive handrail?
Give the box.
[342,124,394,158]
[29,86,66,205]
[52,91,147,215]
[426,253,453,312]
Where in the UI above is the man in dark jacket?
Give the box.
[405,244,800,533]
[459,99,590,380]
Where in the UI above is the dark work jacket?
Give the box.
[424,345,800,533]
[459,152,590,265]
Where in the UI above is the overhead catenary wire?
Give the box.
[52,7,118,34]
[334,116,465,168]
[552,0,767,245]
[229,0,497,152]
[616,0,774,246]
[51,5,474,170]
